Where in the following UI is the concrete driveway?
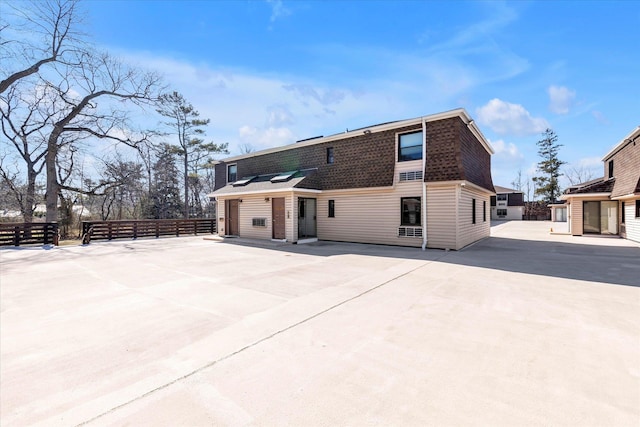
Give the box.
[1,221,639,426]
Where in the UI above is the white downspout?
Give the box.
[421,117,428,250]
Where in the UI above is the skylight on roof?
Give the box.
[270,171,297,182]
[232,176,257,186]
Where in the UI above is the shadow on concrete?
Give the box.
[443,236,640,288]
[218,235,640,288]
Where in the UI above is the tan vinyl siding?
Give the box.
[394,159,423,184]
[623,198,640,243]
[317,184,423,247]
[457,187,491,249]
[284,194,295,242]
[217,198,226,235]
[569,200,583,236]
[217,193,296,240]
[236,195,272,240]
[425,185,457,250]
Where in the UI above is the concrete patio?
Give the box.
[1,221,638,426]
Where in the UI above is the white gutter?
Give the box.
[421,117,428,251]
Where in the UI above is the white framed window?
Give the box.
[398,131,423,162]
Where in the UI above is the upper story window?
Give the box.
[227,164,237,183]
[327,147,334,164]
[497,194,507,201]
[398,131,423,162]
[608,160,614,178]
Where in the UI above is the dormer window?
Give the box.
[608,160,614,178]
[398,131,423,162]
[227,164,237,182]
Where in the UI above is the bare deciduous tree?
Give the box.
[0,0,83,94]
[564,165,596,186]
[0,83,52,221]
[43,50,163,222]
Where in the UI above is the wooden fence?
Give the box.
[81,219,217,243]
[0,223,59,246]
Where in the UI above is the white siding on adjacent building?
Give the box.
[491,206,523,220]
[622,198,640,243]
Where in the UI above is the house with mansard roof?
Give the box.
[560,126,640,243]
[490,185,524,220]
[209,108,495,250]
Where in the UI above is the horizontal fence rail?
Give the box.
[0,223,59,246]
[81,219,216,244]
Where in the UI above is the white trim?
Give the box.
[560,192,612,200]
[213,187,321,198]
[610,193,640,201]
[427,179,494,195]
[216,108,493,163]
[601,126,640,161]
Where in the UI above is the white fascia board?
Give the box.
[601,126,640,161]
[426,180,494,195]
[610,193,640,200]
[216,108,492,163]
[210,188,321,199]
[560,192,612,200]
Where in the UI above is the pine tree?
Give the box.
[532,128,565,203]
[147,144,183,219]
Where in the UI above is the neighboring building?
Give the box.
[490,185,524,220]
[210,108,495,250]
[549,202,567,222]
[561,126,640,242]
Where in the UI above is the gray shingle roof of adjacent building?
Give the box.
[564,177,616,195]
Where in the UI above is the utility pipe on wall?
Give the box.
[421,117,428,250]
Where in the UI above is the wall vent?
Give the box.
[398,226,423,238]
[399,171,424,182]
[252,218,267,227]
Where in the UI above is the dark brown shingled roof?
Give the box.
[565,178,615,195]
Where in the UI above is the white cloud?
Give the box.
[238,125,294,150]
[591,110,610,125]
[548,85,576,114]
[490,138,523,159]
[577,157,602,168]
[266,0,291,23]
[118,53,399,156]
[476,98,549,136]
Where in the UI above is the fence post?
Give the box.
[176,221,180,237]
[53,223,59,245]
[194,220,197,236]
[13,225,20,246]
[108,223,113,240]
[155,222,159,238]
[44,223,50,245]
[133,222,137,239]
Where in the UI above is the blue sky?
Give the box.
[80,0,638,190]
